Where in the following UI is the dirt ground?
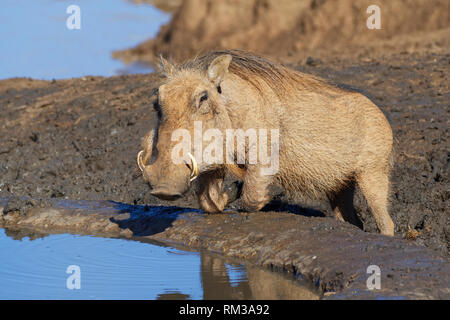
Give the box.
[0,0,448,259]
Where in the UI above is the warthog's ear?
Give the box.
[159,55,175,77]
[207,54,232,86]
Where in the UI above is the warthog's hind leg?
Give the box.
[357,167,394,236]
[328,183,363,229]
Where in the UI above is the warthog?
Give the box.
[137,50,394,236]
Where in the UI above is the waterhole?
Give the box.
[0,0,170,79]
[0,225,318,300]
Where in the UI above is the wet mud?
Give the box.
[0,51,448,299]
[1,52,448,253]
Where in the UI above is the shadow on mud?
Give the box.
[1,196,326,237]
[108,199,326,237]
[0,196,202,238]
[105,194,327,236]
[261,200,325,217]
[109,201,200,237]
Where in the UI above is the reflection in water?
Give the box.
[201,255,252,300]
[199,254,319,300]
[0,229,318,300]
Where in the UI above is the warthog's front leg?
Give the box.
[241,166,272,212]
[196,169,240,213]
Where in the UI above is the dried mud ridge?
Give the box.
[0,197,449,299]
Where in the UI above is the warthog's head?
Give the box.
[137,54,233,200]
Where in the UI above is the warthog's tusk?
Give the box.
[186,152,198,182]
[137,150,145,172]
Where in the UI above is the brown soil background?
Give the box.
[115,0,450,63]
[1,0,449,257]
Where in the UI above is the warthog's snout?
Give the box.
[137,149,195,201]
[150,188,183,200]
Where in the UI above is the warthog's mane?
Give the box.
[180,49,341,98]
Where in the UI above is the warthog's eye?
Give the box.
[217,85,222,94]
[195,91,209,112]
[200,92,208,103]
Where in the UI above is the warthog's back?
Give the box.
[278,88,392,196]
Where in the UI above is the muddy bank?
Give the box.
[114,0,450,64]
[0,51,448,256]
[0,198,448,299]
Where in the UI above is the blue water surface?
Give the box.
[0,228,251,300]
[0,0,170,79]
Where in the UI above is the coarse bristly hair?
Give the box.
[178,49,342,99]
[145,49,395,235]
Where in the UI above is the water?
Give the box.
[0,228,318,300]
[0,0,170,80]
